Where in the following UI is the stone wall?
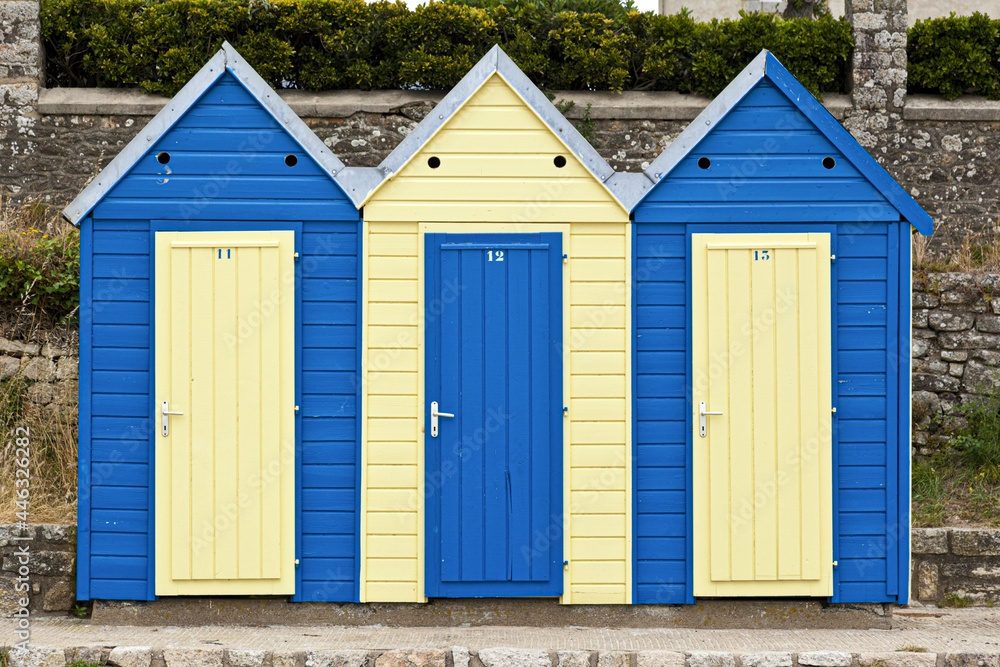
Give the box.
[912,527,1000,604]
[0,523,76,614]
[911,272,1000,455]
[1,0,1000,254]
[0,331,79,420]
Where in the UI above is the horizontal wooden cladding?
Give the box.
[365,201,625,224]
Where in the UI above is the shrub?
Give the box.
[953,386,1000,471]
[909,12,1000,100]
[0,201,80,324]
[40,0,853,97]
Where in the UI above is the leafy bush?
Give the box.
[0,202,80,324]
[953,386,1000,470]
[909,12,1000,100]
[40,0,853,97]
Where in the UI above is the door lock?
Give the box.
[430,401,454,438]
[161,400,184,437]
[698,400,723,438]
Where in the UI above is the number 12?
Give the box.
[487,250,504,262]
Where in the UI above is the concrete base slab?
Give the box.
[91,598,892,629]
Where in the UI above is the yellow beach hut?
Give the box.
[355,45,641,604]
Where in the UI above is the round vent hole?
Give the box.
[285,154,298,167]
[428,156,441,169]
[698,156,711,169]
[822,156,836,169]
[554,155,567,168]
[157,151,171,164]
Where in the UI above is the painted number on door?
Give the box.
[487,250,505,262]
[754,250,771,261]
[217,249,232,259]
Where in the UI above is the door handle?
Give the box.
[430,401,454,438]
[698,400,723,438]
[161,400,184,437]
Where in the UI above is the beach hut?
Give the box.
[629,50,933,605]
[354,45,637,603]
[66,44,375,602]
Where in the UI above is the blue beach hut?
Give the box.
[629,50,933,605]
[64,44,374,602]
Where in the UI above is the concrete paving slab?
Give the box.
[2,608,1000,653]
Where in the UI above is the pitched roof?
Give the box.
[631,50,934,235]
[62,42,375,224]
[357,45,632,210]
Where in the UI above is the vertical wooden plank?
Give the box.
[214,244,239,579]
[169,245,192,581]
[460,249,485,582]
[704,244,730,582]
[529,247,551,581]
[774,248,802,579]
[484,247,509,581]
[727,248,754,582]
[440,247,463,583]
[798,246,822,580]
[259,245,282,579]
[751,248,777,581]
[189,247,216,580]
[508,248,532,582]
[237,246,262,580]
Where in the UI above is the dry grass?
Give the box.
[915,226,1000,273]
[1,197,78,525]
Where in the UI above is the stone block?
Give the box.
[942,655,1000,667]
[941,561,1000,578]
[913,310,929,329]
[108,648,154,667]
[228,652,267,667]
[0,355,20,379]
[557,653,591,667]
[741,655,792,667]
[913,373,961,393]
[687,653,735,667]
[8,647,64,667]
[858,654,937,667]
[15,549,75,576]
[929,311,975,331]
[974,350,1000,367]
[43,579,74,610]
[479,650,550,667]
[376,651,447,667]
[453,648,471,667]
[66,647,105,665]
[796,654,852,667]
[940,330,1000,350]
[913,292,939,308]
[599,653,630,667]
[911,339,928,357]
[307,652,369,667]
[962,360,1000,391]
[41,523,76,543]
[950,363,965,377]
[21,356,55,381]
[853,11,888,29]
[56,355,79,380]
[976,314,1000,333]
[272,652,300,667]
[639,654,686,667]
[27,380,53,403]
[163,649,225,667]
[941,350,968,362]
[916,561,939,600]
[912,528,949,554]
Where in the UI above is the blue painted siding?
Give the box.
[633,77,905,603]
[81,70,359,601]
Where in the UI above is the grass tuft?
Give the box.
[939,593,972,608]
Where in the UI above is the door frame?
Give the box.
[683,223,840,601]
[423,229,566,598]
[149,220,303,600]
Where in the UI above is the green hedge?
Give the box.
[909,12,1000,100]
[40,0,852,97]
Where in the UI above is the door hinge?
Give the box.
[830,254,836,261]
[562,254,569,264]
[294,252,300,262]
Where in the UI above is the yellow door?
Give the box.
[154,231,296,595]
[692,233,832,597]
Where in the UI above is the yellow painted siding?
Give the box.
[154,231,296,595]
[361,72,631,604]
[364,73,625,224]
[691,233,833,597]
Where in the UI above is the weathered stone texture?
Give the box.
[479,649,551,667]
[912,528,1000,605]
[0,523,77,614]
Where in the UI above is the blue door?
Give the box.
[425,233,563,598]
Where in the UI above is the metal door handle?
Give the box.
[430,401,454,438]
[698,400,723,438]
[161,400,184,437]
